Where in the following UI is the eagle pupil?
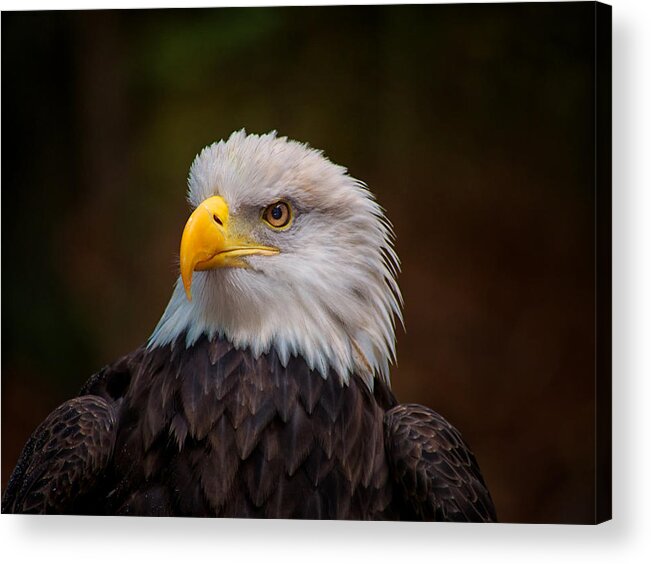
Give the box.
[271,206,283,220]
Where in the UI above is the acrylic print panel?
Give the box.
[1,2,611,523]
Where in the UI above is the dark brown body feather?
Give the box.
[2,336,496,521]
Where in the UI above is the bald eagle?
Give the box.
[2,131,496,521]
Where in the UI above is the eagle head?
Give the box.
[149,130,402,386]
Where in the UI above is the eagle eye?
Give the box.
[262,201,292,229]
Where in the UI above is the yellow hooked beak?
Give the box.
[180,195,278,301]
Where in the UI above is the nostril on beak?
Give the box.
[213,214,223,226]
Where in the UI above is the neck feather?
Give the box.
[148,269,399,390]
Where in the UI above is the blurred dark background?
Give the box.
[2,4,598,523]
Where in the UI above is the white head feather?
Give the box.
[149,130,403,388]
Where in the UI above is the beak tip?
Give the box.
[182,280,192,302]
[181,271,193,302]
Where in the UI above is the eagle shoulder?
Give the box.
[384,403,497,522]
[2,395,118,514]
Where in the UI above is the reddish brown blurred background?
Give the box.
[2,4,600,523]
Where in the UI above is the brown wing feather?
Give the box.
[384,403,497,522]
[2,396,117,514]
